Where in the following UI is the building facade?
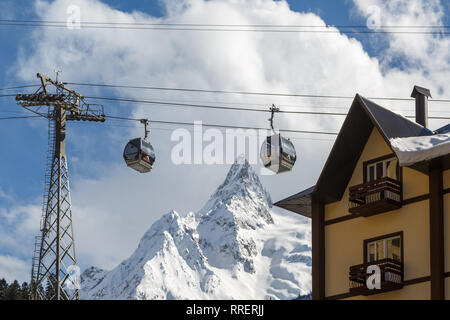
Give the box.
[276,87,450,300]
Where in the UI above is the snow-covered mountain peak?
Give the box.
[198,158,273,226]
[211,158,269,201]
[223,156,255,183]
[81,158,311,300]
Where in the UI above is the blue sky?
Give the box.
[0,0,357,203]
[0,0,369,218]
[0,0,449,282]
[0,0,431,203]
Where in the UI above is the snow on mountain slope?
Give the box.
[81,159,311,300]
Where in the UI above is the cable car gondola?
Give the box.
[123,119,155,173]
[260,105,297,174]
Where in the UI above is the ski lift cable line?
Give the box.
[0,115,43,120]
[4,92,355,115]
[2,91,449,114]
[0,22,449,34]
[0,93,355,111]
[1,19,448,28]
[86,95,351,115]
[0,109,31,115]
[66,113,450,138]
[0,103,340,135]
[0,108,447,136]
[5,82,450,103]
[69,120,336,142]
[105,114,336,135]
[5,92,450,118]
[0,85,41,91]
[68,83,450,102]
[84,95,450,119]
[2,111,448,139]
[0,85,416,106]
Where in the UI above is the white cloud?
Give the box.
[0,203,41,258]
[0,255,31,283]
[353,0,450,82]
[3,0,449,277]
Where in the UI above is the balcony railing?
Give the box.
[349,177,402,217]
[349,258,403,296]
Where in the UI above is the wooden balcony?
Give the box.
[349,177,402,217]
[349,258,403,296]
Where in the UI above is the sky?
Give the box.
[0,0,449,283]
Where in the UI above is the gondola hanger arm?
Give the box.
[140,118,149,139]
[269,104,280,133]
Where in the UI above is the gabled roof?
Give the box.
[274,94,433,216]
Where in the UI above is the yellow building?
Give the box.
[275,86,450,300]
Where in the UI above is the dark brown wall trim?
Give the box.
[312,201,325,300]
[325,292,358,300]
[324,214,355,226]
[402,193,429,205]
[325,276,431,300]
[403,276,431,286]
[429,166,445,300]
[324,194,429,226]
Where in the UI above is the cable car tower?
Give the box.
[16,73,105,300]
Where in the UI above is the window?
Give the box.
[365,233,402,263]
[365,156,399,183]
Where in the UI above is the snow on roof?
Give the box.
[390,132,450,166]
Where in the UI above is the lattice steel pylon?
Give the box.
[16,73,105,300]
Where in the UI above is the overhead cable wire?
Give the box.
[4,92,450,119]
[0,107,340,136]
[83,95,450,119]
[105,114,336,135]
[0,85,41,91]
[66,83,450,103]
[70,120,336,142]
[3,111,449,136]
[85,95,351,115]
[1,19,449,28]
[0,20,448,34]
[0,115,43,120]
[4,82,450,103]
[2,106,449,137]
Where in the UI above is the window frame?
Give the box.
[363,231,404,264]
[363,153,402,183]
